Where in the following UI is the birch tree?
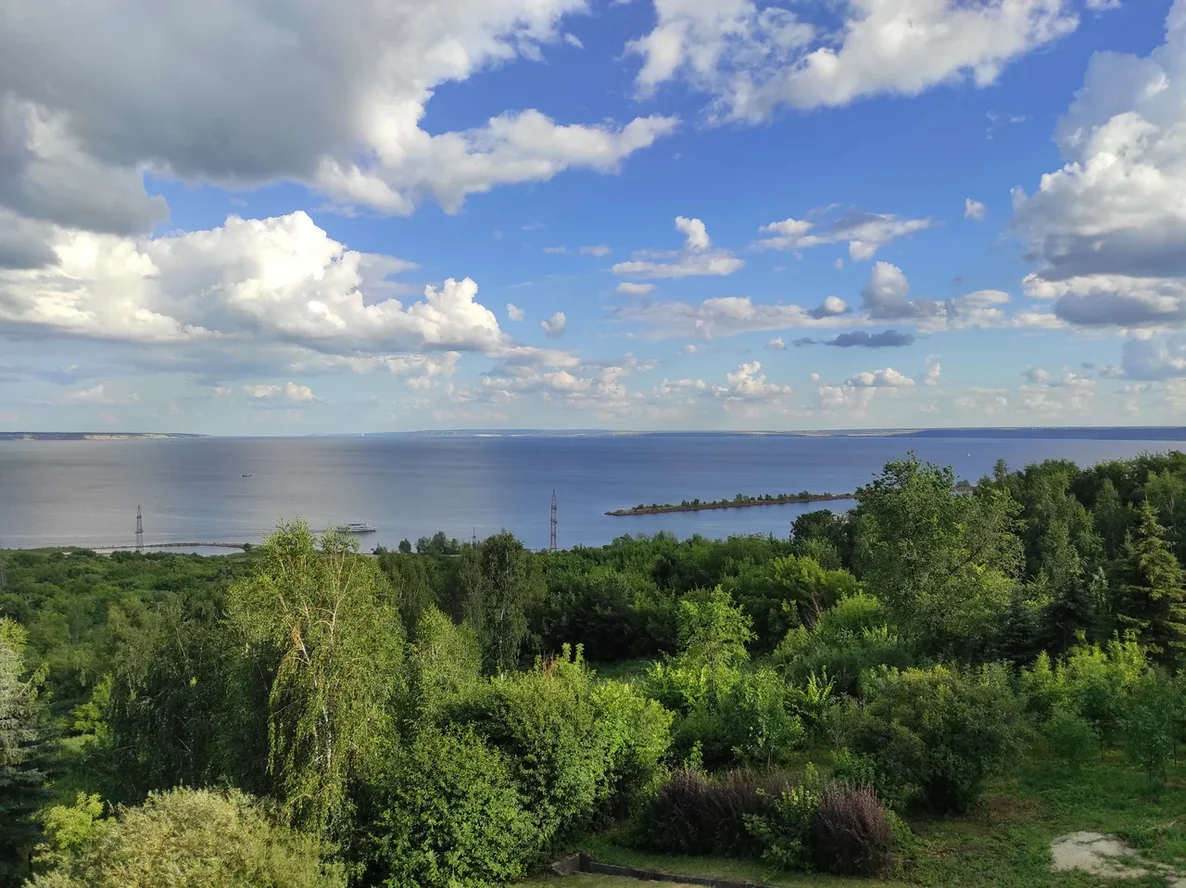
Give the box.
[228,522,403,835]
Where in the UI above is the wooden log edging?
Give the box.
[549,853,779,888]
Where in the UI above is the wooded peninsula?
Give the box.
[607,491,855,516]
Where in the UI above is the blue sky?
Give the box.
[1,0,1184,433]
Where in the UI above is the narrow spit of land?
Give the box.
[606,491,854,517]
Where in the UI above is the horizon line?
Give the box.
[5,424,1186,438]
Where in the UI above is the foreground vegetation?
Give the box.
[2,451,1186,887]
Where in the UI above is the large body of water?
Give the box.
[1,433,1184,552]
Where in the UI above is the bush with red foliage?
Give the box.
[809,783,895,876]
[639,768,793,857]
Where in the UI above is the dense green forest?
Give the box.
[2,452,1186,887]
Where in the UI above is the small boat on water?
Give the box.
[335,522,376,534]
[242,473,252,478]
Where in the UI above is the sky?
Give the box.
[1,0,1185,434]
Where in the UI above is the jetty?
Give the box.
[96,542,251,552]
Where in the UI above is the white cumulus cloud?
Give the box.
[0,212,508,354]
[675,216,712,251]
[244,381,317,402]
[629,0,1079,122]
[715,361,792,400]
[845,368,916,388]
[1122,336,1186,380]
[1012,2,1186,329]
[755,211,931,260]
[541,311,567,337]
[611,253,745,279]
[612,294,862,339]
[613,216,743,279]
[0,0,678,229]
[616,282,655,296]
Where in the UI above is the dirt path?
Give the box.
[1051,831,1186,886]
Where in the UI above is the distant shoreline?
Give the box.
[0,433,202,442]
[340,426,1186,441]
[606,492,854,517]
[3,427,1185,442]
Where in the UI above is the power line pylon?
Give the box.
[549,489,557,552]
[135,505,144,552]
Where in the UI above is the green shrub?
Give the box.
[722,556,858,650]
[1061,636,1148,747]
[639,768,792,858]
[828,747,896,803]
[591,679,673,817]
[1044,709,1096,767]
[718,668,804,767]
[666,668,803,770]
[814,592,887,636]
[844,664,1021,814]
[1121,670,1181,787]
[28,788,343,888]
[405,606,482,721]
[809,783,896,876]
[1019,650,1066,720]
[647,589,786,770]
[536,567,676,661]
[644,586,753,715]
[645,659,721,714]
[450,646,615,846]
[773,594,911,695]
[360,727,537,888]
[1021,635,1153,752]
[744,767,822,870]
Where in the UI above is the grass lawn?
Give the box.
[575,839,910,888]
[588,658,654,685]
[906,751,1186,887]
[518,877,695,888]
[520,751,1186,888]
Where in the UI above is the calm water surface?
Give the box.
[1,434,1183,551]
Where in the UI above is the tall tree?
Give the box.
[405,606,482,724]
[377,550,436,635]
[228,522,404,835]
[460,532,544,674]
[675,586,754,702]
[1092,479,1133,560]
[103,598,234,802]
[1116,501,1186,664]
[1144,470,1186,561]
[0,618,49,883]
[853,456,1023,659]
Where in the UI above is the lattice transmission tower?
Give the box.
[549,489,557,552]
[135,505,144,552]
